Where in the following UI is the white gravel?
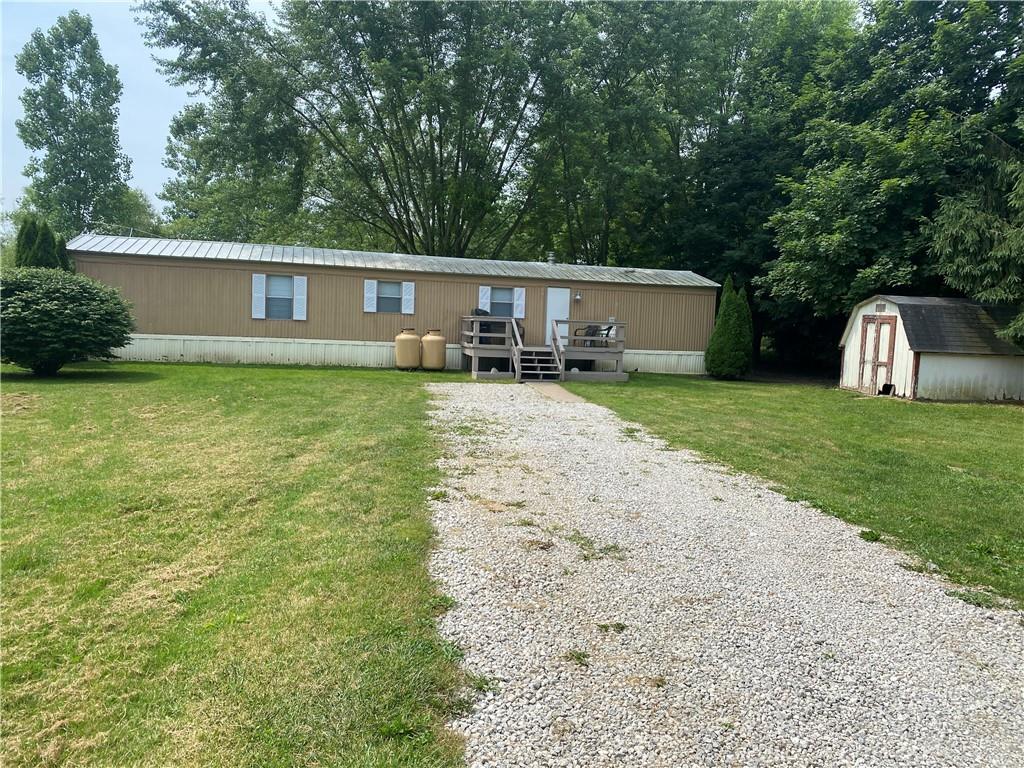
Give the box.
[426,383,1024,768]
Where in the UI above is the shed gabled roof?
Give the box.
[848,295,1023,356]
[67,234,718,289]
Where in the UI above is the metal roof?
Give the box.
[67,234,718,288]
[848,295,1023,356]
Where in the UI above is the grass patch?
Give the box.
[566,530,626,561]
[946,589,1005,610]
[466,674,499,693]
[563,649,590,667]
[1,362,468,767]
[596,622,628,633]
[565,375,1024,607]
[859,529,882,542]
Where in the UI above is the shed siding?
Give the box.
[839,301,913,396]
[916,354,1024,401]
[74,253,716,352]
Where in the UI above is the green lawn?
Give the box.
[2,362,467,767]
[565,375,1024,607]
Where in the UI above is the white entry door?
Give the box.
[545,287,571,344]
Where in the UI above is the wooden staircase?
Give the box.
[517,346,561,381]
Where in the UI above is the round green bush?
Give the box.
[1,267,134,375]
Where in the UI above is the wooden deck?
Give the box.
[460,316,628,382]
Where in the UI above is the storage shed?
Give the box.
[839,295,1024,401]
[67,234,719,377]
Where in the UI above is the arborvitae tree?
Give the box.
[23,220,61,269]
[705,275,754,379]
[55,236,72,271]
[14,217,39,266]
[735,282,755,363]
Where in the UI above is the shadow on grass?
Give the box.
[1,364,162,385]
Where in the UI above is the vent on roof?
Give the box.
[875,303,887,312]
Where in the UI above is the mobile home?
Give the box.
[69,235,719,380]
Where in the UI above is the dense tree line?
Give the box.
[138,0,1021,367]
[11,2,1021,368]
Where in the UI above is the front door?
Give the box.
[545,287,571,344]
[858,315,896,394]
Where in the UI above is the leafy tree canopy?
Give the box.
[15,11,132,236]
[763,0,1023,336]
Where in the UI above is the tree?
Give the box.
[14,216,62,269]
[0,267,134,375]
[55,236,72,271]
[30,220,60,269]
[139,0,568,258]
[928,93,1024,340]
[15,11,132,236]
[762,0,1023,324]
[14,217,39,265]
[705,276,753,379]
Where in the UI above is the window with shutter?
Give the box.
[376,281,403,313]
[266,275,294,319]
[491,286,514,317]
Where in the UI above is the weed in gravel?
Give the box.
[512,518,537,527]
[597,622,628,633]
[429,489,449,502]
[947,589,1004,609]
[453,420,491,437]
[621,426,643,440]
[564,649,590,667]
[506,500,527,509]
[711,495,724,502]
[467,674,499,693]
[523,538,555,551]
[859,529,882,542]
[567,530,625,561]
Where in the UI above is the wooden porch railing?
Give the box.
[559,319,627,352]
[459,316,518,348]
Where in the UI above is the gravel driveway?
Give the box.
[427,383,1023,768]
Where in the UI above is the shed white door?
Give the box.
[546,287,571,344]
[859,315,896,393]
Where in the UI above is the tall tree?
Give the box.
[763,0,1023,325]
[139,0,567,258]
[15,11,132,236]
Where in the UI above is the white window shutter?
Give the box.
[251,273,266,319]
[363,279,377,312]
[292,275,307,320]
[478,285,491,312]
[401,281,415,314]
[513,287,526,319]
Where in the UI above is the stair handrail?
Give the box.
[550,320,566,379]
[510,319,525,381]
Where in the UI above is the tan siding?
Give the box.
[74,253,717,351]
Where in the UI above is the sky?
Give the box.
[1,1,193,215]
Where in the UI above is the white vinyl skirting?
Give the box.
[116,334,706,374]
[117,334,464,369]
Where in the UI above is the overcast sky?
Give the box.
[2,1,193,214]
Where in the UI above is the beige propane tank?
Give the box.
[421,329,447,370]
[395,328,421,370]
